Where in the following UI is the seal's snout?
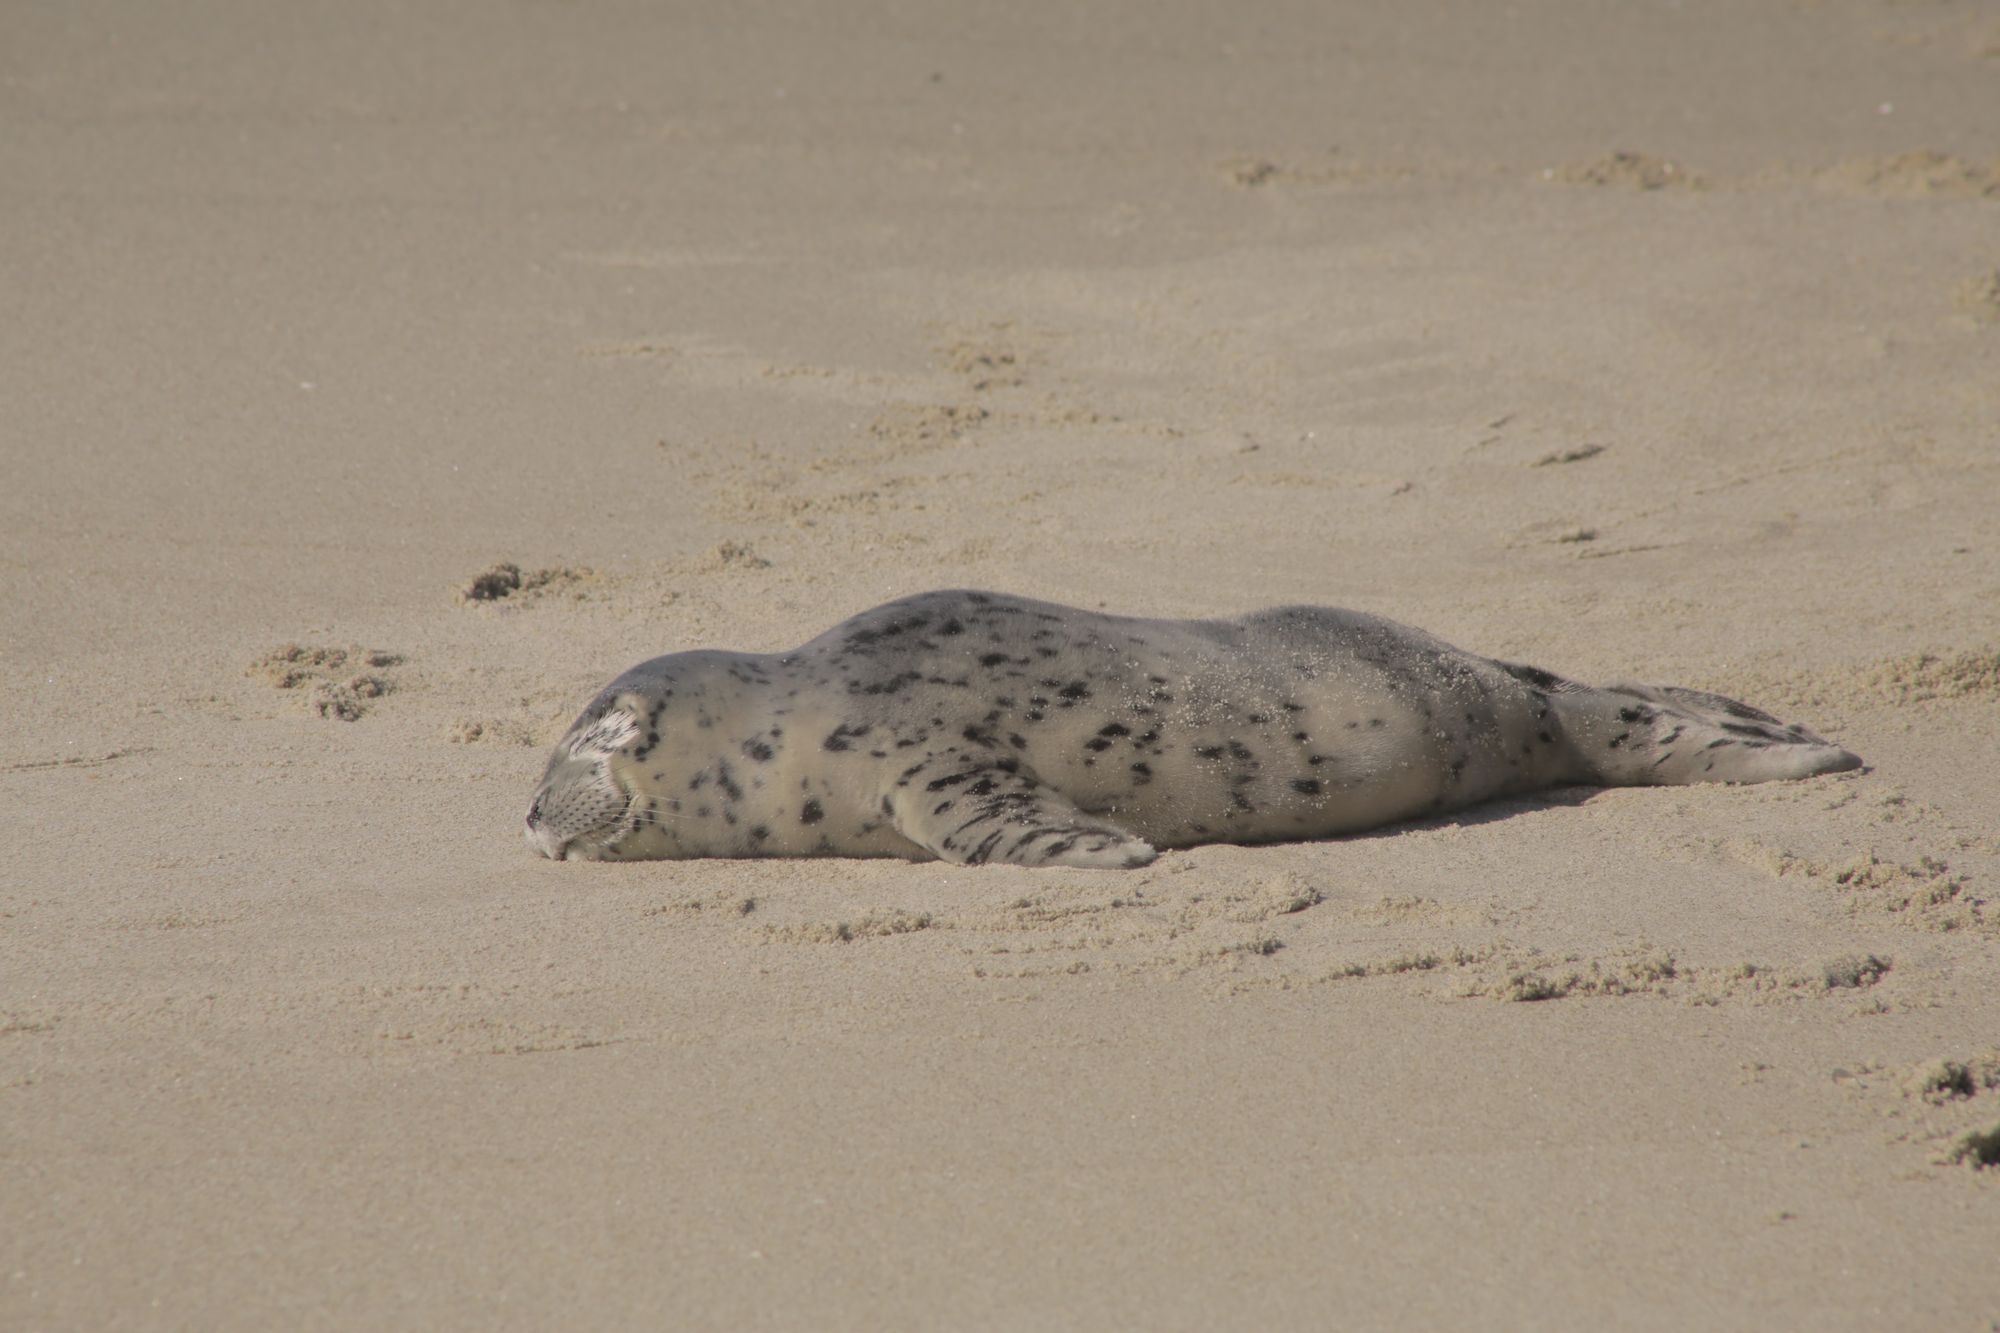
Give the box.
[523,792,566,859]
[525,826,568,859]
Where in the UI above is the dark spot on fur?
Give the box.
[1502,662,1564,692]
[1290,779,1321,795]
[801,799,824,824]
[822,723,871,752]
[856,671,922,696]
[742,740,774,762]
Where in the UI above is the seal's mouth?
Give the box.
[524,817,569,861]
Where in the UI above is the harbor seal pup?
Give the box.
[524,590,1860,868]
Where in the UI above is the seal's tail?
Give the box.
[1536,674,1862,787]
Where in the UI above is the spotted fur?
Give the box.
[524,591,1861,867]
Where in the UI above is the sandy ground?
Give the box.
[6,0,2000,1326]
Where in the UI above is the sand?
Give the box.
[5,0,2000,1326]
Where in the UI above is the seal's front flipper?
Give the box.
[1559,682,1863,787]
[885,749,1157,869]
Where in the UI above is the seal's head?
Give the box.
[524,705,641,859]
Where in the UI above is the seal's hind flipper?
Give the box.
[1557,682,1862,787]
[885,749,1157,869]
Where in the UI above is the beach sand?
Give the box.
[5,0,1999,1325]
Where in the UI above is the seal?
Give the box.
[524,590,1861,868]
